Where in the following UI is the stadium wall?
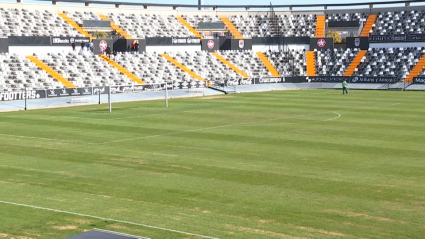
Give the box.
[146,45,200,53]
[370,42,425,48]
[0,38,8,53]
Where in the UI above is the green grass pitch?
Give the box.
[0,90,424,239]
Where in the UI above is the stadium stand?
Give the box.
[229,14,317,37]
[0,0,425,93]
[326,13,368,22]
[372,11,425,35]
[353,47,425,79]
[106,13,194,38]
[39,52,133,87]
[0,8,82,37]
[265,50,307,76]
[315,48,359,76]
[113,52,189,84]
[0,53,58,90]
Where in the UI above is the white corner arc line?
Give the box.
[0,200,219,239]
[323,112,341,121]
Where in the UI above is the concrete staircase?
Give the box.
[360,15,377,37]
[26,55,76,88]
[221,17,243,39]
[256,52,280,77]
[99,55,144,84]
[306,51,317,76]
[58,13,92,40]
[315,16,326,38]
[99,14,133,39]
[176,16,203,39]
[343,50,367,76]
[404,54,425,82]
[161,54,204,81]
[211,52,249,78]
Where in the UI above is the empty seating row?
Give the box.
[1,47,424,91]
[2,6,425,37]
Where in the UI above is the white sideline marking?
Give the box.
[323,112,341,121]
[37,106,227,121]
[0,133,82,144]
[0,200,219,239]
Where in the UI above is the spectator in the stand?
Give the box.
[127,45,131,52]
[79,42,85,54]
[105,46,112,58]
[71,42,75,51]
[89,40,94,53]
[113,50,117,60]
[131,41,135,52]
[134,40,139,52]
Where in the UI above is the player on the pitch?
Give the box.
[342,80,349,95]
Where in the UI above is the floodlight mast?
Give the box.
[198,0,204,10]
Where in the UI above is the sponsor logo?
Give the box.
[239,40,244,49]
[354,38,360,47]
[259,77,285,83]
[198,81,206,87]
[52,37,89,44]
[71,88,80,96]
[239,79,253,85]
[99,40,107,51]
[110,86,120,93]
[0,91,39,101]
[82,88,91,95]
[48,89,56,97]
[207,40,215,49]
[93,87,105,94]
[352,77,359,83]
[227,80,239,86]
[414,77,425,84]
[52,38,70,44]
[172,38,200,44]
[60,88,68,96]
[317,39,326,47]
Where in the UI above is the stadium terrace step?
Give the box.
[360,14,377,37]
[161,54,204,81]
[99,14,133,39]
[58,13,92,40]
[344,50,367,76]
[26,56,76,88]
[176,17,203,39]
[306,51,316,76]
[256,52,281,77]
[99,55,144,84]
[211,52,249,78]
[404,54,425,82]
[315,16,326,38]
[220,17,243,39]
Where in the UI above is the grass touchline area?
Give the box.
[0,90,424,239]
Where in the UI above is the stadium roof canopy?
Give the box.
[33,0,425,10]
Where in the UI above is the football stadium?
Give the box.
[0,0,424,238]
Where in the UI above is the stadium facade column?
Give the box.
[198,0,204,10]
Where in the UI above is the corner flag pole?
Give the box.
[108,85,112,113]
[24,87,27,110]
[165,83,169,108]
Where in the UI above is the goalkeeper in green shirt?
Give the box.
[342,80,349,95]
